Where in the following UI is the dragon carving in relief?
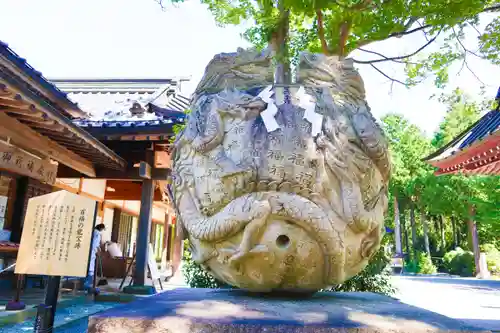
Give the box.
[171,48,390,292]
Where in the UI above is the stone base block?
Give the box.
[88,288,489,333]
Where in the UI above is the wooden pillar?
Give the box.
[110,208,121,243]
[163,214,170,252]
[133,151,154,286]
[171,225,184,277]
[9,177,28,243]
[166,225,173,261]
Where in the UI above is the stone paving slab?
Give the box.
[88,288,491,333]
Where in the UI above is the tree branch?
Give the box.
[469,23,482,37]
[316,10,330,55]
[351,0,373,10]
[484,4,500,12]
[358,48,418,64]
[452,27,484,59]
[388,23,432,38]
[465,61,485,86]
[352,20,433,52]
[338,20,352,57]
[417,21,431,41]
[330,0,374,10]
[369,64,407,93]
[154,0,166,11]
[351,30,441,64]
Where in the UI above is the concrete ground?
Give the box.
[392,275,500,332]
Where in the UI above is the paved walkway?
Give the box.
[392,275,500,332]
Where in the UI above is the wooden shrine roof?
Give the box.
[424,95,500,176]
[0,40,126,176]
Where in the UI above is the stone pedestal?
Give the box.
[88,288,488,333]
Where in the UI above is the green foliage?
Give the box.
[443,247,475,277]
[431,88,483,149]
[380,113,433,197]
[479,17,500,64]
[168,0,499,86]
[416,252,438,274]
[181,240,229,288]
[170,109,191,143]
[382,88,499,264]
[480,243,500,275]
[182,241,396,295]
[327,238,396,296]
[403,257,418,273]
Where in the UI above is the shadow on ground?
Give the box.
[88,288,491,332]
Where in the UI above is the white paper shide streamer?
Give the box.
[258,85,323,136]
[297,86,323,137]
[258,86,280,132]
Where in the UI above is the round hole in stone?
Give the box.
[276,234,291,249]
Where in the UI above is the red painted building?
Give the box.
[424,91,500,176]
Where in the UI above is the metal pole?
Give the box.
[42,276,61,332]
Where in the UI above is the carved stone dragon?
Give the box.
[171,48,390,292]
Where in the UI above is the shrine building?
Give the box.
[0,40,189,292]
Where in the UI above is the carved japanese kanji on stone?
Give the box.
[171,47,390,292]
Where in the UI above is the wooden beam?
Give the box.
[104,181,163,201]
[27,122,66,132]
[1,105,45,118]
[57,164,170,180]
[0,112,96,177]
[0,140,58,184]
[0,94,29,108]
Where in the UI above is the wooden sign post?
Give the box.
[15,190,97,333]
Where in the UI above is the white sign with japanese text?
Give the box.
[15,190,97,277]
[0,195,7,229]
[0,196,7,218]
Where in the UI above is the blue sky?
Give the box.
[1,0,498,136]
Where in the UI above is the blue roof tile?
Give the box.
[459,110,500,149]
[0,40,80,113]
[424,88,500,162]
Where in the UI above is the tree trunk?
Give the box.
[467,205,481,275]
[439,215,446,250]
[421,210,430,256]
[393,193,402,255]
[273,0,291,85]
[410,203,417,257]
[432,216,440,251]
[451,215,457,249]
[401,209,410,256]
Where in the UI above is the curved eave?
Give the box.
[428,131,500,169]
[431,131,500,176]
[0,65,126,171]
[0,41,84,118]
[435,160,500,176]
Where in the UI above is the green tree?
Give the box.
[431,88,483,148]
[164,0,500,86]
[381,113,433,260]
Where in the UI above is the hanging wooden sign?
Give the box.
[0,141,57,185]
[15,190,97,277]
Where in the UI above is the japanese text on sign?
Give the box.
[0,141,57,185]
[15,191,96,277]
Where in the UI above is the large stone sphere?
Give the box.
[171,48,390,292]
